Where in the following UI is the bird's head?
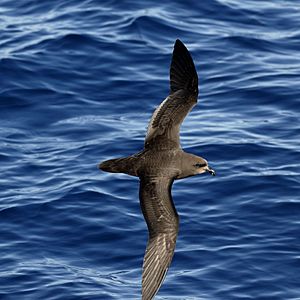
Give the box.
[193,157,215,176]
[177,153,215,179]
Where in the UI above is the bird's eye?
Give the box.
[194,163,206,168]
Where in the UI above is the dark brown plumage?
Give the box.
[99,39,215,300]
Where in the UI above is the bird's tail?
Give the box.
[98,156,138,177]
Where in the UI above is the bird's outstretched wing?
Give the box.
[139,176,179,300]
[145,39,198,150]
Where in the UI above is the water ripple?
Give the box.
[1,0,300,299]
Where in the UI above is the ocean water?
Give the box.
[1,0,300,299]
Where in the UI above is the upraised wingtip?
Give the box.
[173,39,187,54]
[170,39,198,95]
[174,38,184,47]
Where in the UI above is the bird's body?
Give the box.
[99,39,215,299]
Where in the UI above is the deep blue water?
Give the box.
[1,0,300,299]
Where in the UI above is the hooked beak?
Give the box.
[206,166,216,176]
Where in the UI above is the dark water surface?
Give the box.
[1,0,300,299]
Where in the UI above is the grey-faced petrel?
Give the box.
[99,39,215,300]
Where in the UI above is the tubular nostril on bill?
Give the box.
[207,167,216,176]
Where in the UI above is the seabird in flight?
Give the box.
[99,39,215,299]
